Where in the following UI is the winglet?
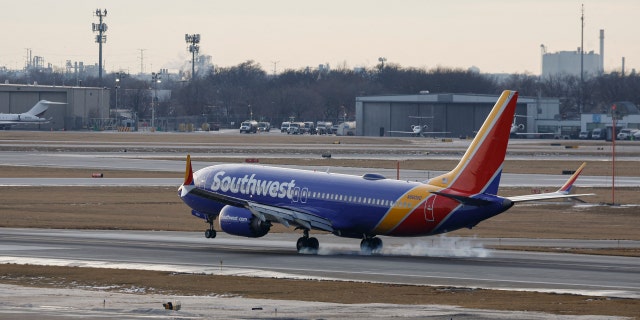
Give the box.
[180,154,195,197]
[557,162,587,194]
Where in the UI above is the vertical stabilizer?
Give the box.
[427,90,518,195]
[180,154,195,197]
[25,100,51,117]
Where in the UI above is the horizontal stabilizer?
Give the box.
[431,191,495,206]
[507,163,594,203]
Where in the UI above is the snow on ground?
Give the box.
[0,284,627,320]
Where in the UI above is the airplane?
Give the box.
[388,116,450,137]
[179,90,593,254]
[0,100,64,129]
[510,114,556,137]
[510,115,527,134]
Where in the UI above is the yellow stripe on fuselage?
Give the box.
[373,184,440,234]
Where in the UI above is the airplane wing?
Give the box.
[180,155,334,232]
[506,163,595,202]
[387,130,450,135]
[514,132,555,136]
[187,186,334,232]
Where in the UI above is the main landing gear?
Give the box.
[360,236,383,254]
[204,217,217,239]
[296,229,319,254]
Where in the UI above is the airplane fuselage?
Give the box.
[182,163,511,239]
[0,113,46,123]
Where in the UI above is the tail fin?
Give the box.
[25,100,65,117]
[25,101,50,117]
[427,90,518,195]
[180,154,195,197]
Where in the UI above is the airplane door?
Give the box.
[300,187,308,203]
[291,187,301,203]
[424,195,436,222]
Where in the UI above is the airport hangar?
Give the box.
[0,83,109,131]
[355,92,567,138]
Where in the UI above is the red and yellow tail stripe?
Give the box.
[427,90,518,195]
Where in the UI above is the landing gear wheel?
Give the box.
[296,230,319,254]
[296,237,306,252]
[360,237,383,255]
[204,217,217,239]
[204,229,217,239]
[307,237,319,251]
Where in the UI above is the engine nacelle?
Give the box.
[218,206,270,238]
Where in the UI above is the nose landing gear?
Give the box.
[204,217,217,239]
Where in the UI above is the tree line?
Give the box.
[3,61,639,126]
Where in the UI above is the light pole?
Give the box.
[114,72,127,120]
[114,78,119,119]
[151,72,161,130]
[185,34,200,80]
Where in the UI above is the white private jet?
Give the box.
[0,100,64,129]
[388,116,449,137]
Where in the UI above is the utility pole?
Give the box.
[92,9,108,86]
[271,61,279,76]
[579,4,584,114]
[151,72,161,131]
[185,34,200,80]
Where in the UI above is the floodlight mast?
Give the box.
[93,9,108,86]
[151,72,162,130]
[185,34,200,80]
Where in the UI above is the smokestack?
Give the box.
[599,29,605,74]
[622,57,626,76]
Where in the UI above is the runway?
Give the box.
[0,150,638,187]
[2,228,639,299]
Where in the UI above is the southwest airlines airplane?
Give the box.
[179,90,591,254]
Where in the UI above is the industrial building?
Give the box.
[0,84,110,130]
[541,30,605,78]
[355,92,567,138]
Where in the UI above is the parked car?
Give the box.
[617,128,638,140]
[591,128,604,140]
[578,131,591,139]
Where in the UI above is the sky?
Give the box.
[1,0,638,75]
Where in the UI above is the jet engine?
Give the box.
[218,206,271,238]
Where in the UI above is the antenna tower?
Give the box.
[92,9,108,85]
